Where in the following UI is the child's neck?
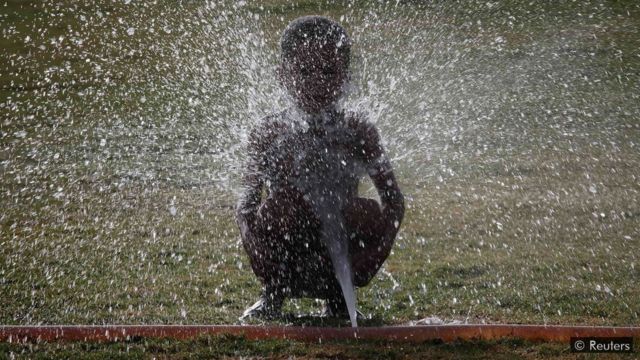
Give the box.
[300,104,340,127]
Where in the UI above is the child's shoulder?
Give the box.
[254,110,289,133]
[343,110,380,140]
[247,110,290,146]
[343,110,384,161]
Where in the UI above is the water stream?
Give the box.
[321,212,358,327]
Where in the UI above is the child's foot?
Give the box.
[239,290,284,321]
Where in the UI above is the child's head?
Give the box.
[279,16,351,113]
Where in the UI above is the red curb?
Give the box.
[1,325,639,343]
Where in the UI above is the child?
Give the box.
[236,15,404,319]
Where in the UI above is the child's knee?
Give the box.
[258,187,318,232]
[352,245,389,287]
[344,197,384,238]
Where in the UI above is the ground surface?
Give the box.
[2,335,639,359]
[1,0,639,358]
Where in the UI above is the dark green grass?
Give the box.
[2,336,639,359]
[1,0,639,358]
[2,145,638,326]
[1,0,639,328]
[0,336,602,360]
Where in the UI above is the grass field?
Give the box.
[1,0,639,358]
[3,335,629,360]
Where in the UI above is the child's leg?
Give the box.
[343,197,391,288]
[242,187,337,300]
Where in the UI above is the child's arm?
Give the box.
[359,122,405,242]
[236,129,264,242]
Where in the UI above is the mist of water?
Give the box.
[1,0,639,324]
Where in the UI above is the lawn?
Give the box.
[1,0,639,357]
[0,336,608,360]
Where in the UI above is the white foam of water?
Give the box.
[321,214,358,328]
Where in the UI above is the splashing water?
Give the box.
[1,0,639,325]
[331,250,358,328]
[319,207,358,327]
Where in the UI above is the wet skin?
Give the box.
[236,37,404,305]
[279,41,349,113]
